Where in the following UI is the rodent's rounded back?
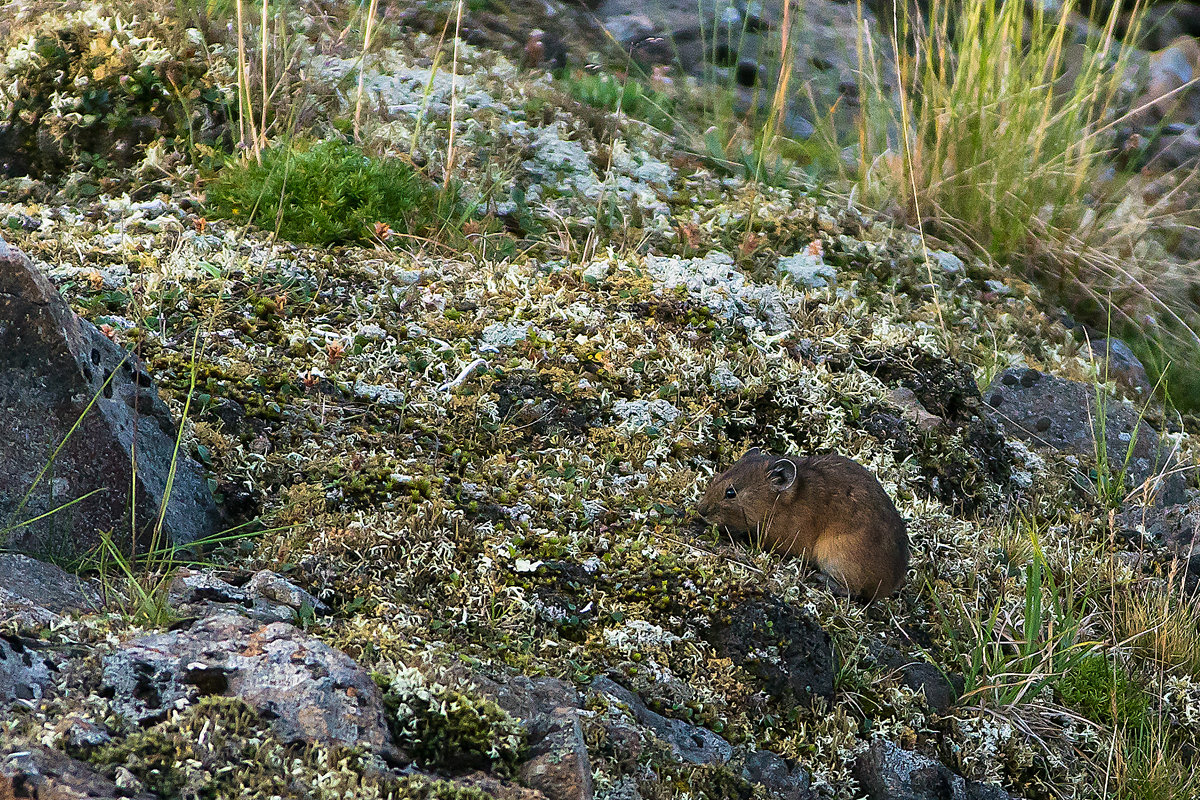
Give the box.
[697,449,909,600]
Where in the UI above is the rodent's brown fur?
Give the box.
[697,448,909,600]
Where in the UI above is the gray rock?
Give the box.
[466,672,592,800]
[742,748,814,799]
[592,675,733,765]
[1,745,155,800]
[520,712,594,800]
[0,634,53,706]
[853,739,1018,800]
[166,568,328,623]
[1081,337,1153,397]
[872,644,962,714]
[984,367,1185,505]
[100,612,395,755]
[0,553,102,630]
[0,238,219,561]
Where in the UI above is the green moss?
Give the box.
[378,671,527,777]
[87,696,497,799]
[205,138,467,247]
[91,697,289,798]
[1057,654,1148,728]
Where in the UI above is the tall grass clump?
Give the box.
[854,0,1143,261]
[205,138,468,247]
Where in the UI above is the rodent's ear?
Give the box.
[768,459,797,491]
[744,446,762,458]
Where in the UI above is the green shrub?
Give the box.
[1057,654,1148,728]
[206,139,465,247]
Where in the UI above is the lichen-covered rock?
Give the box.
[99,612,395,756]
[704,596,835,708]
[984,367,1186,505]
[519,713,594,800]
[0,634,54,706]
[741,748,815,800]
[0,239,219,561]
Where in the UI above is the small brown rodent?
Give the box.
[697,448,909,600]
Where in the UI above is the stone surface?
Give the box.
[0,634,53,706]
[1,745,155,800]
[592,676,733,765]
[1081,337,1153,397]
[99,612,395,755]
[0,554,102,630]
[704,596,835,707]
[873,645,962,715]
[166,567,328,623]
[0,238,219,561]
[984,367,1185,505]
[519,713,594,800]
[853,740,1017,800]
[469,673,593,800]
[742,748,815,799]
[778,251,837,289]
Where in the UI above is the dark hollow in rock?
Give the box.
[703,595,835,707]
[0,239,219,561]
[984,367,1187,506]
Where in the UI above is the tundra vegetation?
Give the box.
[2,0,1200,797]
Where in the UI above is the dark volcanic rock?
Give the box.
[741,748,815,799]
[1,745,155,800]
[984,367,1186,505]
[704,596,835,707]
[0,239,219,560]
[99,612,395,755]
[860,348,1012,513]
[853,740,1019,800]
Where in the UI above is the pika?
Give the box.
[697,448,909,600]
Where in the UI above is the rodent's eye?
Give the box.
[724,486,737,499]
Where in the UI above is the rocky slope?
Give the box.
[3,1,1200,799]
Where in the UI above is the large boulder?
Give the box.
[99,612,396,757]
[0,238,218,561]
[984,367,1186,505]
